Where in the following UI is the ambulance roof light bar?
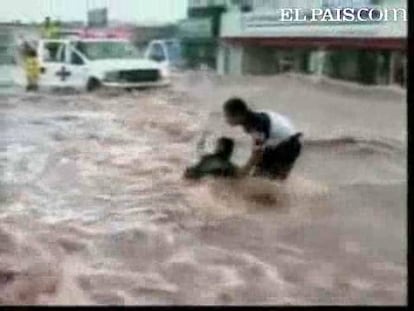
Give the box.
[78,28,133,40]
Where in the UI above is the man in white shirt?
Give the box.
[223,97,303,180]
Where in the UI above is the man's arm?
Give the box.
[238,131,266,176]
[236,148,263,177]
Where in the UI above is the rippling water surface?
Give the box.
[0,73,406,305]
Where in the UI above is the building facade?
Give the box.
[217,0,406,86]
[178,0,227,69]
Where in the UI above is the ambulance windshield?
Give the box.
[75,41,141,60]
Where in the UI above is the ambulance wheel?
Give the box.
[87,78,101,92]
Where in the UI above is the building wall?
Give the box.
[0,30,14,65]
[189,0,227,8]
[219,45,404,85]
[217,0,406,85]
[219,42,243,75]
[180,2,227,69]
[226,0,400,12]
[242,47,274,74]
[132,25,178,45]
[240,47,309,75]
[221,0,406,38]
[0,24,39,57]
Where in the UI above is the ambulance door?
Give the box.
[38,40,70,88]
[66,46,89,90]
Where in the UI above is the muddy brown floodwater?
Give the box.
[0,72,407,305]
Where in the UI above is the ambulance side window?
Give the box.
[70,51,84,65]
[43,42,65,63]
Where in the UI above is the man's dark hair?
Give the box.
[223,97,249,117]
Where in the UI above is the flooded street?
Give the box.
[0,72,406,305]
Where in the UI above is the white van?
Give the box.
[145,39,185,72]
[37,38,170,91]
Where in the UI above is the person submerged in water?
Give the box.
[184,137,260,180]
[223,97,303,180]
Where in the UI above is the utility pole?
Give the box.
[86,0,90,30]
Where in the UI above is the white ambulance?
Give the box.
[36,36,170,91]
[145,39,185,71]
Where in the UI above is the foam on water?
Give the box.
[0,73,407,305]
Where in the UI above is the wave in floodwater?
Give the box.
[303,136,405,156]
[0,74,407,305]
